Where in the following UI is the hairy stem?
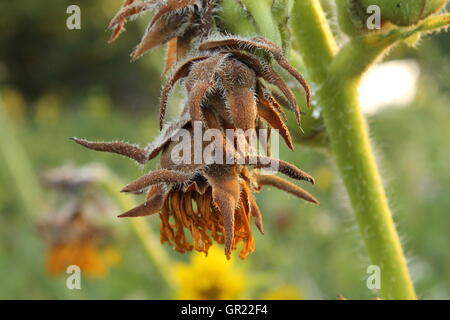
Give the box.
[292,0,416,299]
[240,0,282,45]
[291,0,338,84]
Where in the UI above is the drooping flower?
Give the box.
[73,1,319,260]
[72,122,318,259]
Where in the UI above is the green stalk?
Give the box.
[240,0,282,45]
[292,0,416,299]
[291,0,338,83]
[99,176,175,290]
[0,97,43,217]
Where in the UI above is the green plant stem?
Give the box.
[220,0,257,35]
[0,97,43,217]
[99,176,175,290]
[240,0,282,45]
[291,0,338,84]
[292,0,416,299]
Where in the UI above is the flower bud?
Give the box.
[337,0,372,36]
[358,0,446,26]
[337,0,447,36]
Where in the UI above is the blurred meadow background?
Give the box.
[0,0,449,299]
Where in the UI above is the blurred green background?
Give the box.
[0,0,449,299]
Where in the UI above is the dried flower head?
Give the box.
[39,165,120,276]
[72,123,318,259]
[108,0,218,67]
[38,205,112,276]
[40,164,106,192]
[72,2,318,260]
[159,35,311,135]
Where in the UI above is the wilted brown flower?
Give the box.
[39,165,120,276]
[39,206,111,276]
[72,2,318,260]
[72,122,318,259]
[40,164,106,192]
[108,0,218,68]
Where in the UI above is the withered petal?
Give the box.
[164,38,179,74]
[257,174,319,205]
[222,51,301,124]
[70,138,148,164]
[246,156,315,184]
[207,167,241,258]
[188,82,211,123]
[257,97,294,151]
[256,80,288,121]
[212,189,235,259]
[199,36,311,108]
[131,9,193,61]
[119,185,167,217]
[226,87,257,131]
[160,55,210,129]
[108,0,159,42]
[241,182,264,234]
[121,169,192,193]
[182,179,209,195]
[149,0,198,29]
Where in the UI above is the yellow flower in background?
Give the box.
[174,246,248,300]
[260,285,304,300]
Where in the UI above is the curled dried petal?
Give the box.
[121,169,192,193]
[70,138,148,164]
[119,185,167,217]
[257,174,319,204]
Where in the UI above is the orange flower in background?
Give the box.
[40,209,120,277]
[39,165,121,277]
[47,242,105,277]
